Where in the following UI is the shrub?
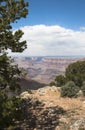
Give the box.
[61,81,79,98]
[55,75,66,87]
[65,61,85,87]
[81,81,85,96]
[49,81,56,86]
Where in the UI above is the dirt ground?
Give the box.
[21,86,85,130]
[33,86,85,111]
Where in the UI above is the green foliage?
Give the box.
[55,75,66,87]
[0,0,28,53]
[49,81,56,86]
[65,61,85,87]
[61,81,79,98]
[0,0,28,128]
[0,54,21,92]
[81,81,85,96]
[55,60,85,97]
[0,91,26,128]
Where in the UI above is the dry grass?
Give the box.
[32,86,85,117]
[21,86,85,129]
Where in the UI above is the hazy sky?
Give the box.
[12,0,85,56]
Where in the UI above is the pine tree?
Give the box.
[0,0,28,128]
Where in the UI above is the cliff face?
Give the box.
[14,56,84,83]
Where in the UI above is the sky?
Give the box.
[11,0,85,56]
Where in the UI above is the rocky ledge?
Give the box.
[19,86,85,130]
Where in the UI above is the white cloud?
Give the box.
[80,26,85,31]
[12,25,85,56]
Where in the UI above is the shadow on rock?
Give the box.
[17,98,66,130]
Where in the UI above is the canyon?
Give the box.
[14,56,85,84]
